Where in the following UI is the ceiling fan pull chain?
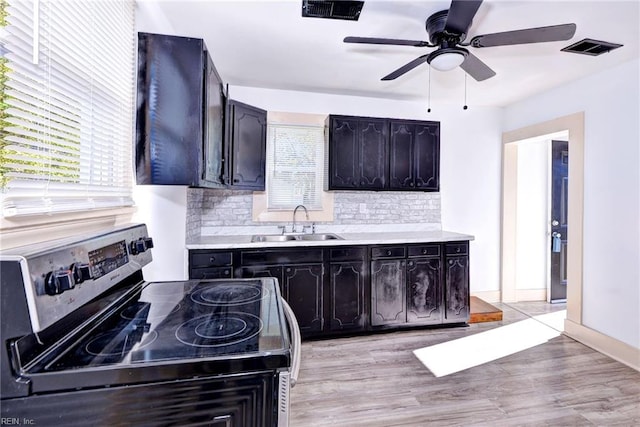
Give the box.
[427,65,432,113]
[463,71,468,110]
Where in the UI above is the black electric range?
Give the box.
[1,224,294,426]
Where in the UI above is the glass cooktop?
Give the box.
[42,279,289,371]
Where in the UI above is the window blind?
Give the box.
[1,0,135,217]
[267,124,324,210]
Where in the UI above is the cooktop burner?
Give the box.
[190,282,269,306]
[176,312,263,348]
[86,329,158,357]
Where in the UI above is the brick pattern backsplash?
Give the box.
[187,189,441,237]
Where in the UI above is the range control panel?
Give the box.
[2,224,153,333]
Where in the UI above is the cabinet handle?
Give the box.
[410,182,414,187]
[386,250,392,256]
[209,256,216,263]
[449,260,454,265]
[422,249,427,254]
[417,183,422,187]
[408,261,414,267]
[456,247,461,253]
[286,268,291,272]
[224,270,230,276]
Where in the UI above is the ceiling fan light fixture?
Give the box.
[427,48,468,71]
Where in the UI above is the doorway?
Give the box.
[501,112,585,330]
[508,134,568,303]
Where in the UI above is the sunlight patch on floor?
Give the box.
[413,310,567,377]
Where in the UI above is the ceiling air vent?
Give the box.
[302,0,365,21]
[561,38,623,56]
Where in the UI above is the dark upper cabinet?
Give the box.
[327,115,439,192]
[135,32,266,190]
[135,32,224,187]
[225,100,267,190]
[327,116,387,190]
[389,120,440,191]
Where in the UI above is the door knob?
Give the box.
[551,220,559,226]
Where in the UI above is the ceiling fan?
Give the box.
[344,0,576,82]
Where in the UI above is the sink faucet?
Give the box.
[292,204,309,233]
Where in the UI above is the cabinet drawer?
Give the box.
[240,249,323,265]
[190,251,233,268]
[445,243,468,256]
[190,267,232,280]
[329,247,366,261]
[371,246,406,259]
[408,244,440,258]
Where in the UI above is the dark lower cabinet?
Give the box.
[327,246,367,332]
[283,264,324,334]
[406,256,442,324]
[328,261,366,331]
[444,243,470,323]
[188,240,468,339]
[371,259,406,326]
[370,244,444,328]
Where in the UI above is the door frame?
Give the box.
[501,112,584,327]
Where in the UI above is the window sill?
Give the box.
[0,207,137,249]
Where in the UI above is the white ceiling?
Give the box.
[137,0,640,107]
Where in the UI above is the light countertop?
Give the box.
[186,230,474,250]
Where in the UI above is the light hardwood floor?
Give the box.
[290,303,640,426]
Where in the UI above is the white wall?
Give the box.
[231,86,504,294]
[503,59,640,349]
[132,186,188,281]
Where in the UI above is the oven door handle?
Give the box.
[281,298,301,387]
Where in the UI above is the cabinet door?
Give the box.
[358,118,387,189]
[283,264,324,334]
[202,53,225,186]
[413,122,439,191]
[227,100,266,190]
[370,259,406,326]
[444,255,469,323]
[389,121,414,189]
[329,261,366,331]
[328,116,360,189]
[406,257,442,324]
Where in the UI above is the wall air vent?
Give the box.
[302,0,364,21]
[561,38,623,56]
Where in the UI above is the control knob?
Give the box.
[130,237,154,255]
[44,269,74,295]
[71,263,92,284]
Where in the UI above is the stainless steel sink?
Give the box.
[296,233,342,241]
[251,234,298,242]
[251,233,343,242]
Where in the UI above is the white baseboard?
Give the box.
[514,288,546,302]
[564,319,640,372]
